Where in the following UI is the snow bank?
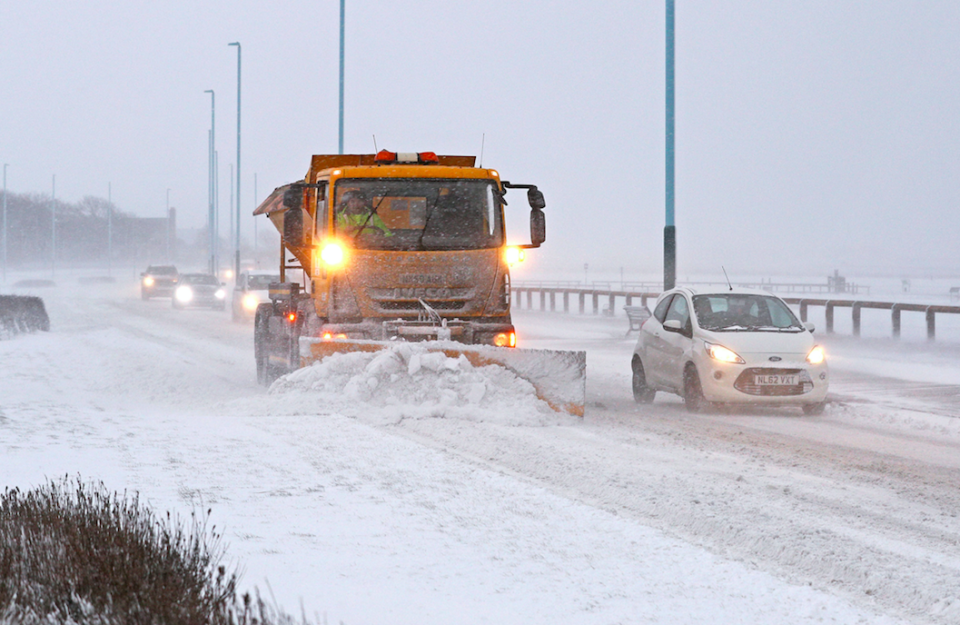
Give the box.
[268,342,574,426]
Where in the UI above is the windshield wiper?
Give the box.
[352,194,390,243]
[415,191,443,251]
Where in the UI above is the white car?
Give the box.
[231,271,280,321]
[631,287,828,414]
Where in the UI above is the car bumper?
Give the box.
[697,358,829,405]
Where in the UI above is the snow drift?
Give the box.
[268,341,580,426]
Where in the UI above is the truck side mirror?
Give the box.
[530,208,546,247]
[282,187,303,211]
[283,208,305,248]
[527,188,546,210]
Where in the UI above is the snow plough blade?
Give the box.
[300,338,587,417]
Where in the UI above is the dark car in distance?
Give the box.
[172,273,227,310]
[140,265,179,299]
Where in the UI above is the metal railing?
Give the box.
[511,286,960,342]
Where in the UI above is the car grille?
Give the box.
[733,368,813,396]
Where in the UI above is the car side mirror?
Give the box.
[804,321,816,333]
[663,319,683,332]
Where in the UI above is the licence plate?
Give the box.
[755,374,797,385]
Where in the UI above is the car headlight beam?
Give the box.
[705,341,745,364]
[806,345,825,365]
[175,286,194,303]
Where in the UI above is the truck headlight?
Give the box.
[320,242,345,267]
[142,276,155,287]
[504,246,525,266]
[242,293,260,311]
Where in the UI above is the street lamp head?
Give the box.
[204,89,214,94]
[229,42,240,47]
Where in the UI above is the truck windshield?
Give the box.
[333,178,503,251]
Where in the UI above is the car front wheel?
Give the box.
[683,364,707,413]
[802,401,826,415]
[631,357,656,404]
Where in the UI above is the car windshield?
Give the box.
[247,275,279,290]
[692,294,804,332]
[333,178,502,251]
[146,266,177,275]
[182,275,219,286]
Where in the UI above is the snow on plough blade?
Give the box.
[300,338,587,417]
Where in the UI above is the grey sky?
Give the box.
[2,1,958,277]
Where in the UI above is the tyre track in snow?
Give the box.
[373,310,960,625]
[386,379,960,625]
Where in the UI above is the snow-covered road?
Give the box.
[2,278,958,624]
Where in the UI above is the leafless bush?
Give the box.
[0,476,314,625]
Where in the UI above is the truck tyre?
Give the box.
[631,356,656,404]
[683,364,707,413]
[254,304,273,385]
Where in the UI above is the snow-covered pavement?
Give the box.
[2,278,958,624]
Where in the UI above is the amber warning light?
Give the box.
[374,150,439,165]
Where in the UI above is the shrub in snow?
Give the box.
[0,476,313,625]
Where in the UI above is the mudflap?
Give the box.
[300,338,587,417]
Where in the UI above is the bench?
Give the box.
[624,305,651,336]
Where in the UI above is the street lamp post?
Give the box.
[107,182,112,276]
[51,174,56,278]
[166,188,171,261]
[204,89,216,274]
[664,0,677,290]
[339,0,345,154]
[2,164,7,283]
[229,41,241,279]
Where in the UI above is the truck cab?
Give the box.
[253,150,546,383]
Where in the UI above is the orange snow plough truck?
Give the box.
[252,150,585,416]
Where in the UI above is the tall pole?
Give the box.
[51,174,56,278]
[2,164,7,283]
[338,0,345,154]
[107,182,112,276]
[229,41,241,279]
[229,163,234,269]
[254,172,258,257]
[166,188,171,261]
[204,89,216,274]
[214,150,219,272]
[664,0,677,290]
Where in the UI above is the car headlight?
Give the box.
[705,341,745,364]
[175,286,193,303]
[806,345,825,365]
[242,293,260,311]
[142,276,155,287]
[215,289,226,299]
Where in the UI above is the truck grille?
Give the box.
[366,287,473,314]
[733,368,813,396]
[378,301,466,311]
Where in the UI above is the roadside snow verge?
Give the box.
[268,342,573,426]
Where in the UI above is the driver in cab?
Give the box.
[336,190,393,237]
